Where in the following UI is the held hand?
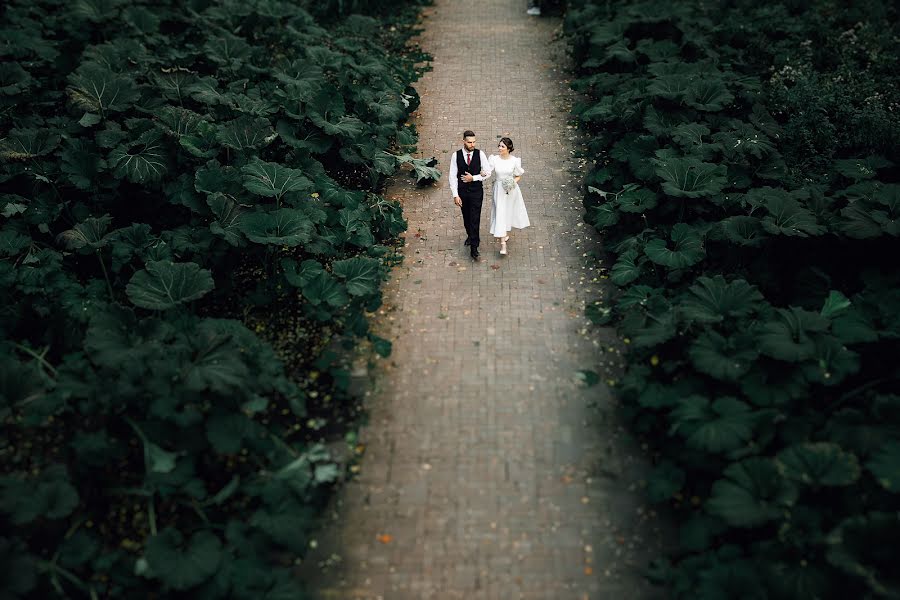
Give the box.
[480,170,488,177]
[453,196,462,207]
[461,173,474,183]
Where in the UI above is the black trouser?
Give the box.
[459,187,483,249]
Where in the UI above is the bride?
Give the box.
[488,137,530,256]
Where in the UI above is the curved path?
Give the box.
[309,1,666,598]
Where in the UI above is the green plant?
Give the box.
[567,0,900,597]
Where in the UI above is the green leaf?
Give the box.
[685,79,734,111]
[206,414,255,455]
[0,465,79,524]
[144,528,223,590]
[689,330,758,381]
[241,159,313,200]
[299,271,349,308]
[759,307,829,362]
[0,538,37,597]
[587,202,619,229]
[720,216,765,247]
[217,116,277,151]
[707,458,797,527]
[652,155,727,198]
[207,193,245,246]
[56,214,113,251]
[777,442,861,487]
[332,257,381,297]
[610,249,642,285]
[834,156,893,181]
[671,396,757,453]
[391,152,442,183]
[647,461,685,503]
[679,514,727,552]
[617,187,658,213]
[108,130,168,183]
[275,119,333,154]
[826,513,900,598]
[0,230,31,257]
[67,63,139,114]
[314,463,341,484]
[0,128,61,160]
[126,260,215,310]
[866,441,900,492]
[239,209,314,246]
[644,223,705,269]
[760,191,825,237]
[680,276,764,324]
[820,290,851,319]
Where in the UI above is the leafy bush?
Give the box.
[0,0,432,597]
[566,0,900,597]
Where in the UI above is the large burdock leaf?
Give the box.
[680,276,764,324]
[647,74,692,99]
[759,307,829,362]
[652,155,727,198]
[617,187,658,213]
[826,513,900,597]
[689,330,758,381]
[332,256,381,297]
[721,216,765,247]
[866,441,900,492]
[671,396,757,453]
[833,156,893,181]
[206,193,245,246]
[0,465,79,525]
[706,458,797,527]
[56,214,113,251]
[275,119,333,154]
[144,528,222,590]
[777,442,860,487]
[302,272,350,308]
[685,79,734,111]
[126,260,214,310]
[239,209,314,246]
[761,193,825,237]
[802,335,861,385]
[644,223,705,268]
[216,116,276,151]
[108,130,168,183]
[241,158,313,202]
[610,249,643,285]
[0,128,61,160]
[67,63,139,116]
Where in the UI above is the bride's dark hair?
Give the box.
[498,137,514,152]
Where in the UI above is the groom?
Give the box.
[449,130,491,260]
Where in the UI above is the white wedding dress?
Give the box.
[488,154,530,237]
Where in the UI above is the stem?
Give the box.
[13,343,58,377]
[38,560,94,595]
[148,495,158,536]
[96,250,115,302]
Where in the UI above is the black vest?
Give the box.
[456,149,483,193]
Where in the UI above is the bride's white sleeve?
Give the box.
[513,157,524,177]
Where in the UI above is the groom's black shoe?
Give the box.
[464,237,470,246]
[470,246,480,260]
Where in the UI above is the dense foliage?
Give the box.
[566,0,900,597]
[0,0,434,597]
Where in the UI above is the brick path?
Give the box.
[308,1,667,598]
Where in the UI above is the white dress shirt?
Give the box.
[449,148,492,198]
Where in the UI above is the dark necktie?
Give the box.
[466,152,471,166]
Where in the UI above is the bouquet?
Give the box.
[500,175,516,195]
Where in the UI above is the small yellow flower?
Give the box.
[623,337,631,344]
[650,355,660,366]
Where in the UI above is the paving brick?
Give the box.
[303,1,669,598]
